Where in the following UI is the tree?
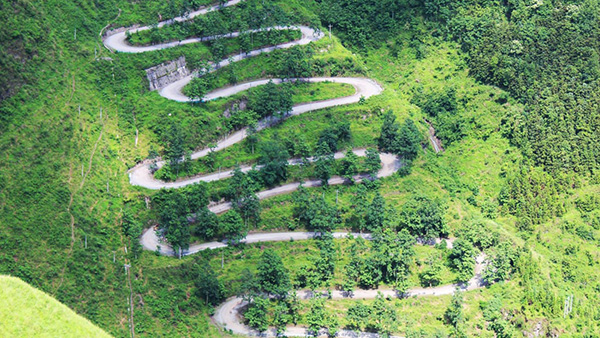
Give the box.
[365,192,386,232]
[210,37,226,66]
[346,184,368,232]
[378,111,400,154]
[185,182,208,213]
[248,80,293,119]
[445,288,464,328]
[221,210,247,244]
[370,228,416,292]
[164,123,186,175]
[314,142,335,186]
[258,140,289,187]
[308,196,340,232]
[364,148,382,178]
[228,166,261,226]
[419,253,443,287]
[371,292,398,337]
[279,47,312,79]
[257,249,291,297]
[397,119,422,160]
[315,233,337,286]
[398,194,447,240]
[483,242,518,284]
[186,76,209,101]
[195,263,224,306]
[154,189,190,258]
[306,296,338,337]
[272,301,291,335]
[246,123,259,154]
[193,207,218,240]
[341,149,360,182]
[245,296,269,332]
[346,302,371,331]
[318,128,339,153]
[449,239,476,282]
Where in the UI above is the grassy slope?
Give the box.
[0,275,112,338]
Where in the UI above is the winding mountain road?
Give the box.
[100,4,483,337]
[211,237,486,338]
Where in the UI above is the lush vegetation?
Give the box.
[1,0,600,337]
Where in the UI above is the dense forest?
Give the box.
[1,0,599,337]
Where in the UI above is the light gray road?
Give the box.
[128,77,384,189]
[212,238,486,338]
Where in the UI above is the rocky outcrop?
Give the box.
[145,56,190,91]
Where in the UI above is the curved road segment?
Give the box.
[100,3,481,337]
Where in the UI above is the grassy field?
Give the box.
[0,276,112,338]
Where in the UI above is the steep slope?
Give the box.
[0,275,112,337]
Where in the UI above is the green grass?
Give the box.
[0,276,112,338]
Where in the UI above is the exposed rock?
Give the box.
[145,56,190,91]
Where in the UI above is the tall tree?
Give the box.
[165,123,186,175]
[314,142,335,186]
[221,210,247,244]
[365,192,386,232]
[397,119,422,160]
[258,140,289,187]
[364,148,382,179]
[228,166,261,225]
[248,80,293,119]
[245,296,269,332]
[378,111,400,154]
[195,263,224,306]
[449,239,476,282]
[257,249,291,297]
[341,149,360,183]
[154,189,190,258]
[398,194,447,239]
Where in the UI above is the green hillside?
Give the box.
[0,0,599,337]
[0,275,112,337]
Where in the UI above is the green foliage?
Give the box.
[314,142,335,186]
[319,0,407,48]
[445,289,464,328]
[185,76,209,101]
[245,296,269,332]
[292,187,340,232]
[248,80,293,119]
[483,242,519,284]
[220,210,247,243]
[412,87,466,146]
[195,263,224,306]
[448,239,475,282]
[306,296,338,337]
[153,189,191,256]
[364,148,381,178]
[377,111,401,154]
[419,253,443,287]
[398,194,447,240]
[481,297,514,338]
[365,192,386,232]
[258,140,289,187]
[318,122,351,153]
[370,228,416,292]
[0,276,112,338]
[227,166,261,225]
[257,249,291,297]
[499,166,565,231]
[340,149,360,182]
